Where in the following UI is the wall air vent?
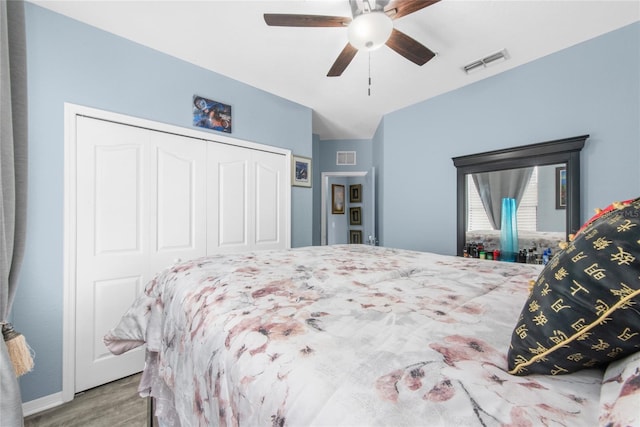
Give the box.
[463,49,509,74]
[336,151,356,166]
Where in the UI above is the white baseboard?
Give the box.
[22,392,66,417]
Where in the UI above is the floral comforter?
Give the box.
[104,245,603,426]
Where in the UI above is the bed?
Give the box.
[104,238,640,426]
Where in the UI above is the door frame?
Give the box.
[63,103,291,402]
[320,171,369,246]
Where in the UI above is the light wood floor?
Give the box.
[24,373,149,427]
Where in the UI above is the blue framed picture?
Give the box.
[193,95,232,133]
[292,155,312,187]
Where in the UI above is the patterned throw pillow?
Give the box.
[574,198,635,238]
[507,197,640,376]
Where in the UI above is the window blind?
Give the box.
[467,167,538,231]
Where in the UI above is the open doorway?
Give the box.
[321,168,376,246]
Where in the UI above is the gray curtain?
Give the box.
[1,0,29,425]
[472,167,533,230]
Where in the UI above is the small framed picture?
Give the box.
[350,207,362,225]
[332,184,345,214]
[349,230,362,244]
[192,95,232,133]
[349,184,362,203]
[292,155,312,187]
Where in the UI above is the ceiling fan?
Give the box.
[264,0,440,77]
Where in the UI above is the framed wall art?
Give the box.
[349,184,362,203]
[332,184,345,214]
[349,207,362,225]
[349,230,362,244]
[292,155,312,187]
[192,95,232,133]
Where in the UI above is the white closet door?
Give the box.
[148,131,207,272]
[253,149,288,250]
[207,143,250,252]
[75,117,149,392]
[75,117,206,392]
[207,144,288,253]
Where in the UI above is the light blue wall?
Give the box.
[537,164,565,232]
[14,3,312,402]
[372,121,385,245]
[312,133,322,246]
[380,22,640,255]
[318,139,373,173]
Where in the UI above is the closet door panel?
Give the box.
[219,160,248,246]
[92,275,142,359]
[254,150,287,249]
[207,143,289,253]
[150,132,207,271]
[207,144,250,253]
[93,145,142,254]
[75,117,147,392]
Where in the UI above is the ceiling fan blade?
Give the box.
[386,28,435,66]
[327,43,358,77]
[384,0,440,20]
[264,14,351,27]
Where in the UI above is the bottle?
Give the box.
[531,242,538,264]
[518,250,527,263]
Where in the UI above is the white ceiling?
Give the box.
[29,0,639,140]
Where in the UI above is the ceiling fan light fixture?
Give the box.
[347,12,393,51]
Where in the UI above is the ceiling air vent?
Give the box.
[336,151,356,166]
[463,49,509,74]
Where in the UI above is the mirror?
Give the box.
[465,163,567,257]
[452,135,588,258]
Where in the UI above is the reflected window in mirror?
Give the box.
[465,164,567,258]
[452,135,588,258]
